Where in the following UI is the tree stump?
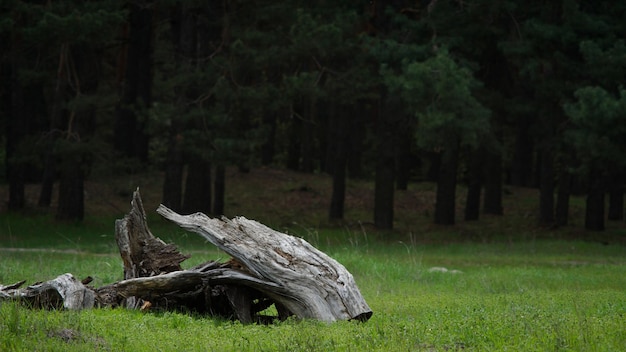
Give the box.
[0,190,372,323]
[156,205,373,322]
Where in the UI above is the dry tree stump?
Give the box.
[0,190,372,323]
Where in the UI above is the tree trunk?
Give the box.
[114,1,153,162]
[301,98,316,173]
[585,167,605,231]
[182,157,212,215]
[464,149,483,221]
[329,109,348,220]
[555,169,572,226]
[395,122,413,190]
[434,140,459,225]
[260,113,277,165]
[162,130,184,211]
[2,191,373,324]
[347,101,368,179]
[483,151,503,215]
[56,45,99,221]
[115,189,190,308]
[374,101,396,230]
[157,205,373,322]
[213,164,225,215]
[7,55,30,210]
[286,116,301,171]
[538,147,555,226]
[607,173,624,221]
[510,117,534,187]
[56,149,86,221]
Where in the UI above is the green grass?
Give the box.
[2,217,626,351]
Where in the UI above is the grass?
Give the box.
[1,168,626,350]
[2,230,626,351]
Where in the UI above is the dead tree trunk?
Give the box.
[157,205,373,322]
[0,191,372,324]
[115,188,190,308]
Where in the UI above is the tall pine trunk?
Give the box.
[213,165,225,216]
[464,148,484,221]
[56,45,99,221]
[374,99,396,230]
[434,139,459,225]
[162,129,184,211]
[607,172,624,221]
[510,117,534,187]
[329,109,348,220]
[114,1,153,162]
[585,167,605,231]
[538,146,555,226]
[182,157,211,214]
[483,151,503,215]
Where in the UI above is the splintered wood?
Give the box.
[0,189,372,323]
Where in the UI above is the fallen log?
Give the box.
[157,206,373,322]
[0,190,372,323]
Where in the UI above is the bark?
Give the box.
[538,147,555,226]
[157,205,373,322]
[162,129,184,211]
[213,164,225,215]
[56,45,99,221]
[585,167,606,231]
[374,100,396,230]
[115,189,190,308]
[510,117,534,187]
[395,123,413,190]
[182,157,212,214]
[114,1,153,162]
[607,173,624,221]
[555,169,572,226]
[260,113,277,165]
[464,149,483,221]
[56,148,86,221]
[329,110,348,220]
[483,151,503,215]
[286,116,302,171]
[434,140,459,225]
[2,191,373,324]
[1,274,94,310]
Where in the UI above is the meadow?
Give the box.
[1,168,626,351]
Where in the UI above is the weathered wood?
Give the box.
[1,191,372,324]
[157,205,373,322]
[0,273,94,310]
[115,188,190,308]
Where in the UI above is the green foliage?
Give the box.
[383,49,491,150]
[564,86,626,169]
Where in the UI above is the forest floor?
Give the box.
[1,165,625,245]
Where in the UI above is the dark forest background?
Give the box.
[1,0,625,233]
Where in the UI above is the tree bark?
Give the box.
[162,129,184,211]
[555,169,572,226]
[538,147,555,226]
[56,45,99,221]
[374,99,396,230]
[157,205,373,322]
[483,150,503,215]
[114,1,153,162]
[607,172,624,221]
[329,109,348,220]
[585,170,605,231]
[182,157,212,215]
[434,140,459,225]
[464,149,483,221]
[2,191,373,324]
[213,164,225,215]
